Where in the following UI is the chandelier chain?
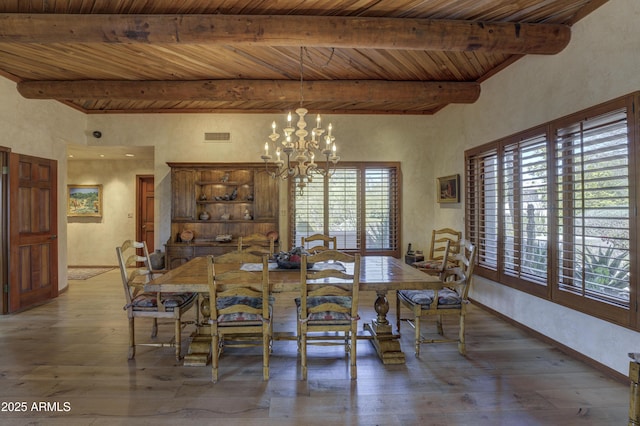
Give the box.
[299,47,304,108]
[260,46,339,196]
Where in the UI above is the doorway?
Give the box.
[0,148,8,314]
[136,175,155,252]
[8,153,58,313]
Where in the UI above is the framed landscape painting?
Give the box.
[67,184,103,217]
[437,174,460,203]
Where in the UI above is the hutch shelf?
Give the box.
[165,162,279,269]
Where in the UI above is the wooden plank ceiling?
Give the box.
[0,0,606,115]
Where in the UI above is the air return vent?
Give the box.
[204,132,231,143]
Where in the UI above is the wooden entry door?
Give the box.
[8,153,58,313]
[137,175,154,252]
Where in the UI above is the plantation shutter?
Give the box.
[364,168,399,251]
[328,168,360,250]
[555,107,630,306]
[466,149,499,273]
[502,134,548,284]
[290,163,400,256]
[292,175,325,248]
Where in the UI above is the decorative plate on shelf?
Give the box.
[180,229,194,242]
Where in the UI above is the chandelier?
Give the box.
[261,47,339,195]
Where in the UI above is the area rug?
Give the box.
[68,267,114,280]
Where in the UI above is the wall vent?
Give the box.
[204,132,231,142]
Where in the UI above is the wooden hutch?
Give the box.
[165,162,279,269]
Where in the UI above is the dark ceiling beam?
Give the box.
[0,14,570,54]
[16,79,481,104]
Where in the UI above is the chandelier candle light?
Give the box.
[261,48,340,195]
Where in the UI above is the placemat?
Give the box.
[241,262,346,272]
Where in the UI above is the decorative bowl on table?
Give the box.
[275,247,314,269]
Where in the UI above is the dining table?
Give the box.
[144,255,442,366]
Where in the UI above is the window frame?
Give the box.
[288,162,402,258]
[465,92,639,330]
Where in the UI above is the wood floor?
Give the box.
[0,269,629,425]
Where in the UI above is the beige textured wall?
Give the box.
[67,159,154,266]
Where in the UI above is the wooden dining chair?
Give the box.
[238,233,276,256]
[116,240,198,361]
[301,233,337,254]
[414,240,450,279]
[208,255,273,383]
[296,250,360,380]
[412,228,461,276]
[214,246,263,264]
[396,239,476,356]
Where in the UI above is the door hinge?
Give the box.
[1,166,8,175]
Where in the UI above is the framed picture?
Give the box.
[437,174,460,203]
[67,184,103,217]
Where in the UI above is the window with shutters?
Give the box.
[466,148,499,277]
[465,93,638,329]
[554,108,631,313]
[290,163,401,257]
[503,132,549,289]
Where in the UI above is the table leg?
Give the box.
[363,290,406,364]
[183,295,212,367]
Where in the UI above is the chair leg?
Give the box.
[458,313,466,356]
[128,317,136,360]
[263,328,270,381]
[151,318,158,338]
[211,333,220,383]
[195,295,201,324]
[301,330,308,381]
[174,319,182,361]
[395,292,401,333]
[437,314,444,335]
[414,314,421,357]
[350,329,357,380]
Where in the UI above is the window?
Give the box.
[502,131,549,291]
[465,94,637,329]
[554,107,631,316]
[466,148,499,275]
[289,163,401,257]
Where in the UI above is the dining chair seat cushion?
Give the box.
[412,260,442,270]
[216,296,274,325]
[398,288,461,309]
[295,296,353,323]
[127,292,197,312]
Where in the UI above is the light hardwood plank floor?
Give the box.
[0,269,628,425]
